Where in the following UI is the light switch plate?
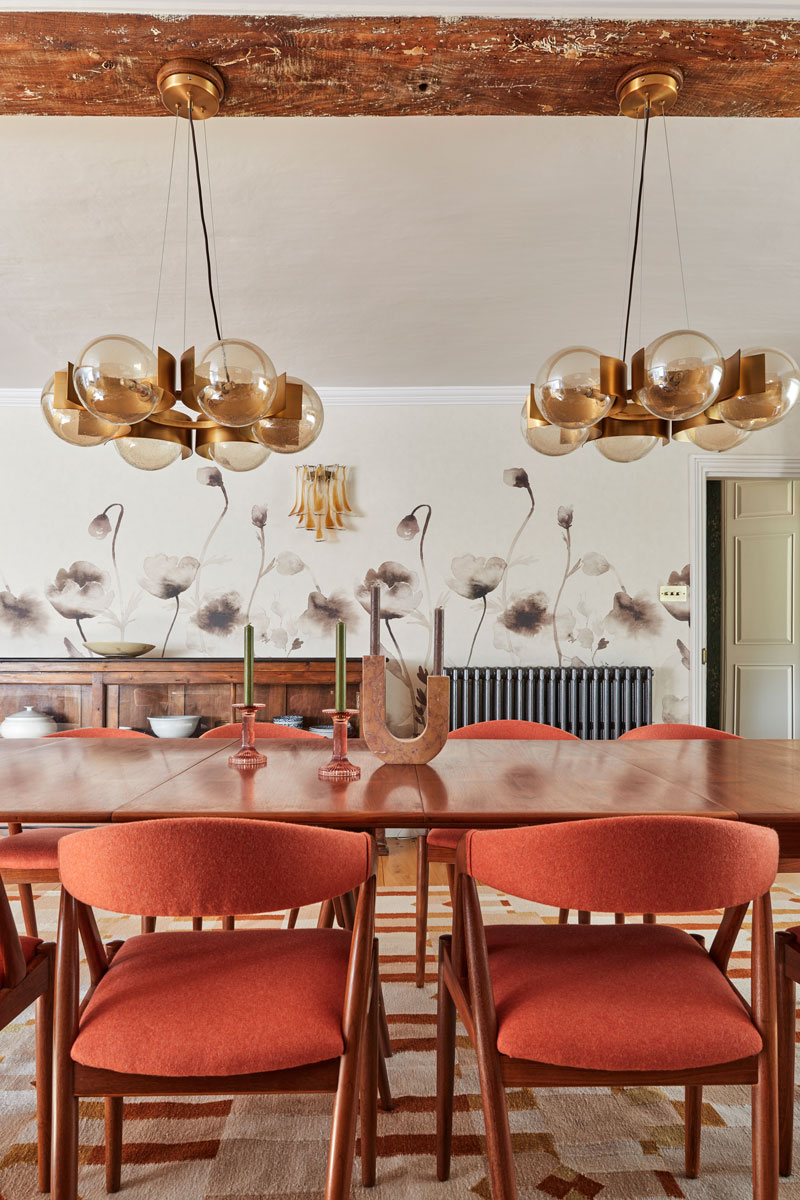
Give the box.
[659,584,688,602]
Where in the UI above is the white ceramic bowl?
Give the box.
[0,706,58,738]
[84,642,155,658]
[147,714,200,738]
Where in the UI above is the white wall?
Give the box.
[6,396,798,729]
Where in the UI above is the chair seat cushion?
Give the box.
[486,923,761,1071]
[71,928,352,1076]
[1,936,44,989]
[0,827,80,870]
[427,827,470,851]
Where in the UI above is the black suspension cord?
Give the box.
[188,105,223,343]
[622,104,651,362]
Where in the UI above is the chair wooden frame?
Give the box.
[776,928,800,1175]
[52,848,380,1200]
[0,874,54,1193]
[436,841,778,1200]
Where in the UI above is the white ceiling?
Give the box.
[2,111,799,389]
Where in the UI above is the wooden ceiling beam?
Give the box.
[1,13,799,118]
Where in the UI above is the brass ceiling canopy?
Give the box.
[616,64,684,119]
[156,58,225,120]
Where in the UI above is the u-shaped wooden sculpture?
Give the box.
[360,655,450,765]
[361,584,449,764]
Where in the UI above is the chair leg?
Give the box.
[415,836,429,988]
[643,913,657,924]
[445,863,455,902]
[324,1030,364,1199]
[140,916,156,935]
[578,910,591,925]
[52,1074,78,1200]
[318,898,335,929]
[359,942,379,1188]
[685,1084,702,1178]
[104,1096,123,1193]
[436,938,457,1182]
[777,933,795,1176]
[614,913,625,924]
[753,1051,780,1199]
[18,882,39,937]
[474,1018,517,1199]
[286,908,299,929]
[35,962,54,1194]
[221,915,235,931]
[192,917,203,931]
[557,908,569,924]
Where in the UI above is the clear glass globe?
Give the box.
[73,335,160,426]
[519,402,587,456]
[535,347,615,430]
[717,348,800,431]
[41,375,118,447]
[675,423,751,452]
[114,435,183,471]
[251,377,324,453]
[637,329,723,420]
[208,441,271,472]
[594,434,659,463]
[196,339,277,427]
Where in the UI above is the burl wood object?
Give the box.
[361,587,449,766]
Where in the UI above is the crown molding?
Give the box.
[0,385,523,408]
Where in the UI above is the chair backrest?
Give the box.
[58,817,372,917]
[618,723,741,741]
[47,727,151,738]
[200,722,326,740]
[448,719,578,741]
[463,815,778,914]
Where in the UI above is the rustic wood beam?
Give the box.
[1,14,799,118]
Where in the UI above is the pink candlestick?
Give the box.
[318,708,361,781]
[228,703,268,769]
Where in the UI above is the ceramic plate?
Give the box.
[83,642,156,658]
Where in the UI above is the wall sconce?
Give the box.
[290,464,353,541]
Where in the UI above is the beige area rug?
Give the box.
[2,880,800,1199]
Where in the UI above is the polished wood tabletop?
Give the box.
[0,736,798,861]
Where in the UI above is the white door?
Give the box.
[722,479,800,738]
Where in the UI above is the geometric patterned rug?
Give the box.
[2,878,800,1199]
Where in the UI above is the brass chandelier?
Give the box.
[523,66,800,462]
[42,60,323,472]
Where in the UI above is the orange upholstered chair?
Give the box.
[0,727,151,939]
[775,928,800,1174]
[619,722,741,741]
[437,815,779,1199]
[52,818,379,1199]
[415,719,579,987]
[200,722,326,739]
[0,871,54,1191]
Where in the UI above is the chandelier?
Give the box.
[523,66,800,462]
[42,60,324,472]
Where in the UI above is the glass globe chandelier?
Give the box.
[43,59,324,472]
[524,65,799,461]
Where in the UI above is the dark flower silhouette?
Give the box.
[88,513,112,539]
[251,504,268,529]
[301,589,359,635]
[557,505,574,529]
[356,562,422,620]
[140,554,199,601]
[194,592,243,638]
[447,554,506,600]
[197,466,224,489]
[605,590,662,638]
[47,561,113,639]
[0,589,48,637]
[503,468,531,492]
[397,513,420,540]
[500,592,551,638]
[678,637,690,670]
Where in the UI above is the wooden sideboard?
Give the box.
[0,659,363,735]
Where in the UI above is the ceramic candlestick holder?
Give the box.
[229,703,268,769]
[318,709,361,781]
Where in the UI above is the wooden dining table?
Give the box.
[0,734,799,865]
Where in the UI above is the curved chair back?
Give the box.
[200,722,326,740]
[464,815,777,915]
[619,723,740,741]
[449,719,578,741]
[59,817,373,917]
[47,728,151,739]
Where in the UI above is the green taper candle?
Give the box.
[334,621,346,712]
[243,623,254,706]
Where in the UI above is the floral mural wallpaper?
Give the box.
[0,403,692,732]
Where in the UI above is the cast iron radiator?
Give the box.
[445,667,653,740]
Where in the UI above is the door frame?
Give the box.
[689,454,800,725]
